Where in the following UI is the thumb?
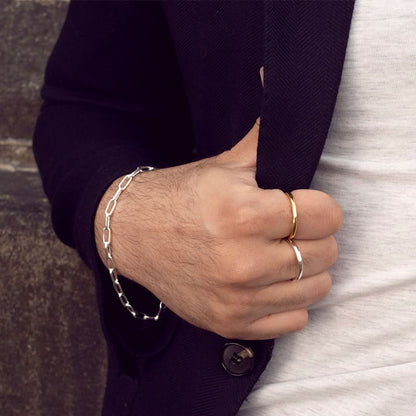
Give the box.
[223,118,260,167]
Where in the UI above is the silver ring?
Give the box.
[285,238,303,281]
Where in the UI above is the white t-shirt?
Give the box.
[239,1,416,414]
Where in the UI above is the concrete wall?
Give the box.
[0,1,106,414]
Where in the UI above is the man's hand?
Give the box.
[95,120,342,340]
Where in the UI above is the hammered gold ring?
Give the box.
[285,192,298,240]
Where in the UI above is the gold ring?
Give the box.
[285,238,303,281]
[285,192,298,240]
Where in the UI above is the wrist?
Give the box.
[95,167,165,321]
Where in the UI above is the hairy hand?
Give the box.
[95,120,342,340]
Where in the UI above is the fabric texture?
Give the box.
[33,1,354,415]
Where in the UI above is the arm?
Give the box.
[94,119,342,339]
[35,1,342,341]
[33,0,194,266]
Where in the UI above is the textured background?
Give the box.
[0,1,106,415]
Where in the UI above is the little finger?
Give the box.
[248,271,332,321]
[242,236,338,287]
[238,308,309,340]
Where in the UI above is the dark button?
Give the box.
[222,343,254,376]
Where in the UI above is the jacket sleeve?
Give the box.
[33,0,194,268]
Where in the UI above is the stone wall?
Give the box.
[0,1,106,414]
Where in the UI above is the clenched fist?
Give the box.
[95,120,342,340]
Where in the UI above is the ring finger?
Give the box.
[239,235,338,287]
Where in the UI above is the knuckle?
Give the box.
[232,204,259,234]
[224,254,258,284]
[208,198,255,238]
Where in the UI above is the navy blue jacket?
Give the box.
[33,1,354,415]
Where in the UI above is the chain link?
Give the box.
[102,166,165,321]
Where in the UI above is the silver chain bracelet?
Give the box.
[102,166,165,321]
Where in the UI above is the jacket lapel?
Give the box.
[256,0,355,191]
